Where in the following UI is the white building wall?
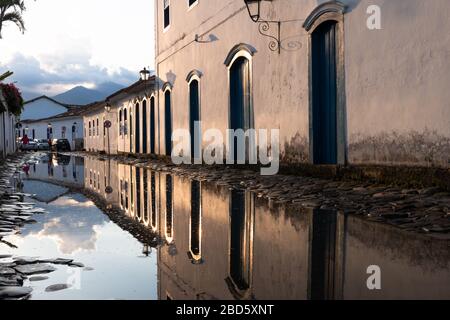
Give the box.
[24,117,83,151]
[84,107,119,154]
[0,92,17,158]
[154,0,450,167]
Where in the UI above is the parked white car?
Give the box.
[35,139,50,150]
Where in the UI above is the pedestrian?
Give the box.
[22,134,29,145]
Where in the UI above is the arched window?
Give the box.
[124,108,128,135]
[225,44,255,163]
[119,109,123,136]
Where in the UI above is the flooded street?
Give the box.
[1,152,450,300]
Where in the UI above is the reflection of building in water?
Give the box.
[26,154,84,188]
[51,155,450,300]
[152,176,450,300]
[84,156,119,207]
[156,176,310,300]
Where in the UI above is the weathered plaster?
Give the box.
[349,129,450,167]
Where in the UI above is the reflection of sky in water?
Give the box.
[2,186,157,300]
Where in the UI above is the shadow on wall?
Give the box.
[316,0,362,13]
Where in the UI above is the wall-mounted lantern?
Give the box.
[244,0,262,22]
[243,0,283,54]
[140,67,150,81]
[104,101,112,113]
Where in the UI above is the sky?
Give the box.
[0,0,155,98]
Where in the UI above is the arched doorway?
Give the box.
[142,99,148,154]
[164,88,172,156]
[135,102,140,154]
[229,56,252,162]
[312,21,338,164]
[150,96,156,154]
[189,79,201,160]
[304,2,347,165]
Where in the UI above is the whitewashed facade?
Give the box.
[152,0,450,168]
[22,110,85,151]
[0,89,18,158]
[83,102,119,154]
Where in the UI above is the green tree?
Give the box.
[0,0,27,39]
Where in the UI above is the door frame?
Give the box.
[304,2,347,165]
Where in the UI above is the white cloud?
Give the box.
[0,0,154,96]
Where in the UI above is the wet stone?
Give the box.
[29,276,49,282]
[14,263,57,275]
[14,257,40,265]
[39,258,73,265]
[0,286,32,299]
[0,267,16,276]
[45,284,71,292]
[69,262,85,268]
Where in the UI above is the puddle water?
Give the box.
[2,153,450,300]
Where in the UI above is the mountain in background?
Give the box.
[52,82,124,105]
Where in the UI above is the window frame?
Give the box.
[187,0,198,11]
[163,0,171,32]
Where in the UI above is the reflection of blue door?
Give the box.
[312,21,338,164]
[189,80,200,159]
[229,190,251,291]
[310,210,337,300]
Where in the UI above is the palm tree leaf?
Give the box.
[2,11,25,33]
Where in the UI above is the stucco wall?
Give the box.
[84,108,118,154]
[154,0,450,167]
[24,117,83,150]
[115,89,155,155]
[0,91,17,157]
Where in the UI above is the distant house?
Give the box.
[82,101,117,154]
[83,77,156,155]
[22,105,91,151]
[21,96,75,121]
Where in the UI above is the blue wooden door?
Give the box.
[312,21,338,164]
[230,57,251,161]
[135,103,140,154]
[142,100,147,154]
[150,97,156,154]
[189,80,200,159]
[164,91,172,156]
